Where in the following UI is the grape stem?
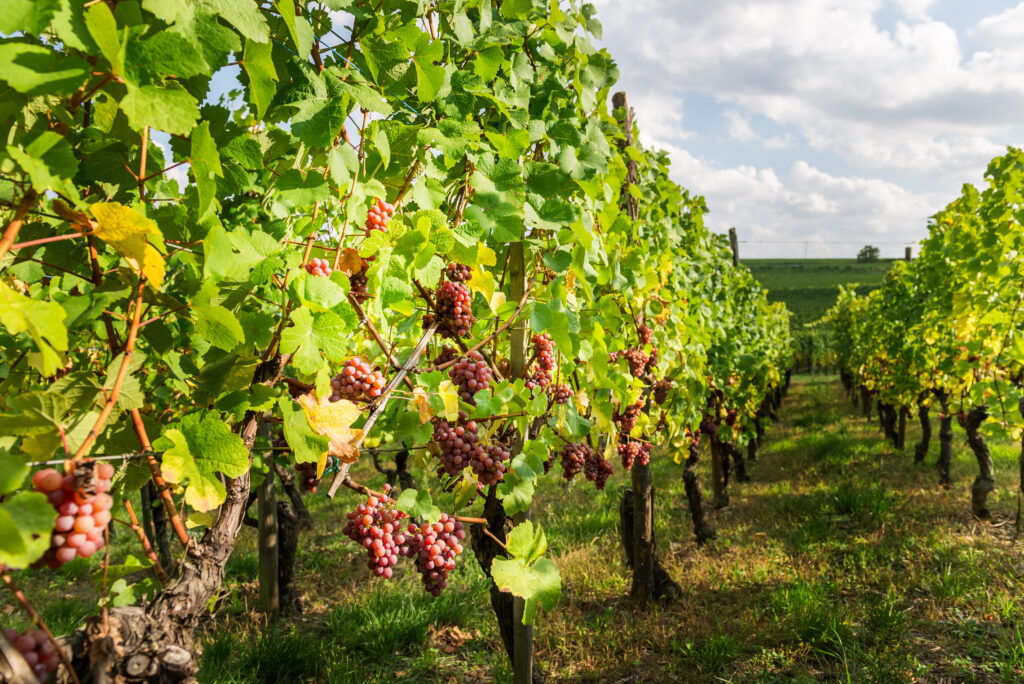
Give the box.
[0,572,81,684]
[0,190,39,263]
[71,278,146,461]
[121,501,169,585]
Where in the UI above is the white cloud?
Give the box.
[724,110,756,141]
[587,0,1024,256]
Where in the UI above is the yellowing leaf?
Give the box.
[411,386,433,423]
[88,202,165,288]
[337,247,364,276]
[297,393,364,464]
[315,449,329,479]
[438,380,459,420]
[573,388,589,414]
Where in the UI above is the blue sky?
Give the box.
[590,0,1024,258]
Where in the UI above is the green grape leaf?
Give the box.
[190,121,223,220]
[490,522,561,624]
[395,488,442,523]
[194,304,245,351]
[121,82,200,136]
[154,412,250,512]
[0,492,57,569]
[0,41,90,96]
[0,283,68,377]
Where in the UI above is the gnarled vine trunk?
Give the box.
[965,406,994,519]
[897,407,907,451]
[618,490,681,601]
[914,401,931,464]
[682,442,716,545]
[63,355,288,683]
[729,443,749,482]
[710,438,729,509]
[936,391,954,487]
[861,387,872,419]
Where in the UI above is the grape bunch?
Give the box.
[294,458,336,493]
[559,442,591,481]
[623,348,649,377]
[430,281,475,339]
[3,628,59,681]
[583,451,615,490]
[550,383,572,405]
[433,345,459,367]
[349,257,370,295]
[331,357,386,402]
[305,257,333,277]
[448,351,493,403]
[365,197,394,234]
[618,441,640,469]
[446,262,472,282]
[645,346,659,373]
[615,400,644,432]
[725,408,738,427]
[402,513,466,596]
[699,412,718,439]
[343,491,408,579]
[432,415,483,477]
[526,334,555,390]
[653,379,673,405]
[32,462,114,568]
[608,351,620,363]
[638,324,653,345]
[471,443,509,486]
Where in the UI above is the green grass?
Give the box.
[5,376,1024,683]
[745,259,897,327]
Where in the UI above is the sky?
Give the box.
[589,0,1024,258]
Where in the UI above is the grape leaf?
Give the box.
[155,412,250,512]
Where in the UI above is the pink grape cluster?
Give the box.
[448,351,492,403]
[305,257,333,277]
[433,345,460,367]
[471,443,509,486]
[584,452,615,489]
[623,348,649,378]
[653,379,672,405]
[645,346,659,373]
[32,463,113,568]
[638,324,653,345]
[550,383,572,405]
[402,513,466,596]
[618,441,640,469]
[3,628,59,681]
[615,400,644,433]
[699,412,718,439]
[431,281,474,339]
[433,415,483,477]
[343,492,408,579]
[618,440,652,469]
[294,458,335,493]
[365,197,394,233]
[349,260,369,294]
[446,262,471,282]
[525,333,555,390]
[559,442,590,480]
[331,357,386,402]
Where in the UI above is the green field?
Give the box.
[745,259,898,327]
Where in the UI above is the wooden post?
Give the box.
[728,227,739,266]
[905,246,912,261]
[508,242,534,684]
[612,90,657,605]
[257,452,280,620]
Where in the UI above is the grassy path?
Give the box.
[5,378,1022,682]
